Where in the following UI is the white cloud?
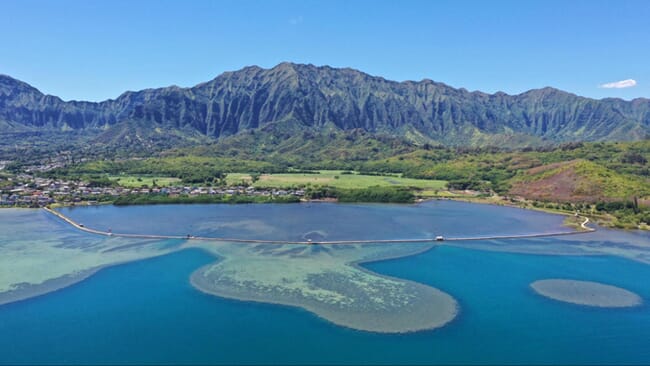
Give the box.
[599,79,637,89]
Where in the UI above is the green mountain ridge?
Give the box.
[1,63,649,148]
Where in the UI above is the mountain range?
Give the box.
[1,62,649,148]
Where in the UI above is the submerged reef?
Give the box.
[0,209,182,305]
[531,279,642,308]
[189,242,457,333]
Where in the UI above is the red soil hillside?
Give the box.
[509,159,649,203]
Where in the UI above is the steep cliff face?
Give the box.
[0,74,115,130]
[1,62,648,145]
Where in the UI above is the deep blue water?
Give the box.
[2,202,650,364]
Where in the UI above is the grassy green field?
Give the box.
[226,171,447,190]
[110,175,181,188]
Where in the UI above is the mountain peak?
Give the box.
[0,74,43,97]
[519,86,579,100]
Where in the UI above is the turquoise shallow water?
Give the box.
[1,201,650,364]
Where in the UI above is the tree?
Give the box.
[621,151,647,165]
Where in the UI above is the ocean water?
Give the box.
[1,201,649,364]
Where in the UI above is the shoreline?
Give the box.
[3,193,645,231]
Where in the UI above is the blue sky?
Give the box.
[1,0,648,101]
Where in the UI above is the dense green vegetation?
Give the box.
[594,200,650,229]
[295,185,414,203]
[336,186,415,203]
